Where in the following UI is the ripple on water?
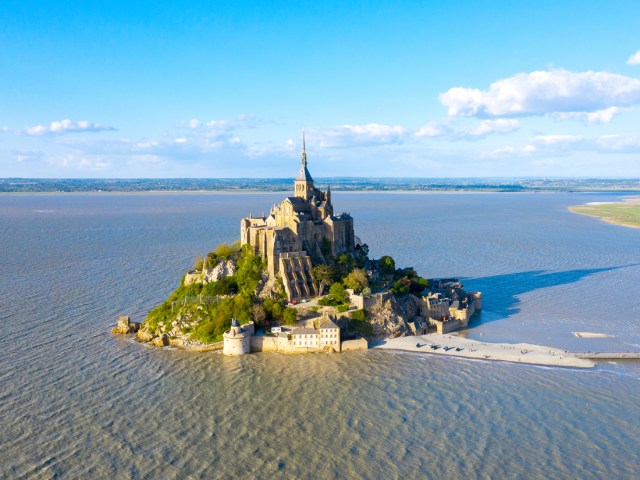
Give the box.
[1,193,639,479]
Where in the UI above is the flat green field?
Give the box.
[569,202,640,228]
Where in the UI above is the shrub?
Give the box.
[283,307,297,325]
[329,282,348,304]
[349,309,367,322]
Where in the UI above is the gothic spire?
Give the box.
[301,130,307,166]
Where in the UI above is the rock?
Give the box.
[366,295,420,342]
[203,259,237,283]
[112,315,141,334]
[151,334,170,347]
[136,330,154,342]
[255,271,284,299]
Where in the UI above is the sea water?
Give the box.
[0,192,638,479]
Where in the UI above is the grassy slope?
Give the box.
[569,203,640,228]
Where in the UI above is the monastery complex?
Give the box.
[220,137,481,355]
[240,134,355,301]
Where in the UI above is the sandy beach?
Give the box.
[373,333,596,368]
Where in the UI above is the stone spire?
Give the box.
[295,131,314,200]
[301,130,307,166]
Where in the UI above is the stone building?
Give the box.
[319,318,340,350]
[223,318,254,355]
[240,134,355,300]
[420,279,482,334]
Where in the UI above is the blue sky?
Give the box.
[2,0,640,178]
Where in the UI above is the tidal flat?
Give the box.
[1,191,639,479]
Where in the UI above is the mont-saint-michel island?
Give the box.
[112,139,606,368]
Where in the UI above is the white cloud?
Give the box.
[313,123,406,148]
[440,69,640,118]
[468,119,520,136]
[14,150,44,162]
[534,134,583,146]
[415,120,451,138]
[24,119,116,136]
[628,50,640,66]
[415,118,519,140]
[551,106,627,124]
[488,132,640,157]
[79,158,110,169]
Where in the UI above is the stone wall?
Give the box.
[341,338,368,351]
[346,289,365,310]
[279,252,317,300]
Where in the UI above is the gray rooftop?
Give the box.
[319,319,339,329]
[295,163,314,182]
[293,328,318,336]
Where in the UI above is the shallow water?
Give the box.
[1,192,639,479]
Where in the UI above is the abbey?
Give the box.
[240,135,355,300]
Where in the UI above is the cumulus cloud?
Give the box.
[415,120,452,138]
[551,106,627,124]
[25,119,116,136]
[628,50,640,66]
[467,119,520,137]
[415,118,519,140]
[440,69,640,118]
[488,132,640,157]
[313,123,406,148]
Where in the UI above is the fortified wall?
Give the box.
[420,279,482,334]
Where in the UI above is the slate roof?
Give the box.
[295,163,314,182]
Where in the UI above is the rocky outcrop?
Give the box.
[184,258,237,285]
[112,315,141,334]
[255,272,286,299]
[366,294,421,342]
[203,259,236,283]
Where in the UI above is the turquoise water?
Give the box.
[1,192,639,479]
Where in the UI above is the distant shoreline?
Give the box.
[2,177,639,194]
[3,188,640,196]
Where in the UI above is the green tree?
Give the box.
[213,242,235,259]
[312,264,336,294]
[283,307,297,325]
[235,246,265,295]
[329,282,349,304]
[263,298,284,323]
[194,255,204,271]
[202,276,238,296]
[343,268,369,293]
[378,256,396,275]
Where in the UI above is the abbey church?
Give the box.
[240,135,355,300]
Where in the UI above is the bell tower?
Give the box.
[294,131,314,201]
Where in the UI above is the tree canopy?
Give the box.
[343,268,369,293]
[378,256,396,275]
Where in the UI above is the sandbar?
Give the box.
[569,197,640,229]
[373,333,595,368]
[573,331,615,339]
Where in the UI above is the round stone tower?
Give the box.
[223,318,251,355]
